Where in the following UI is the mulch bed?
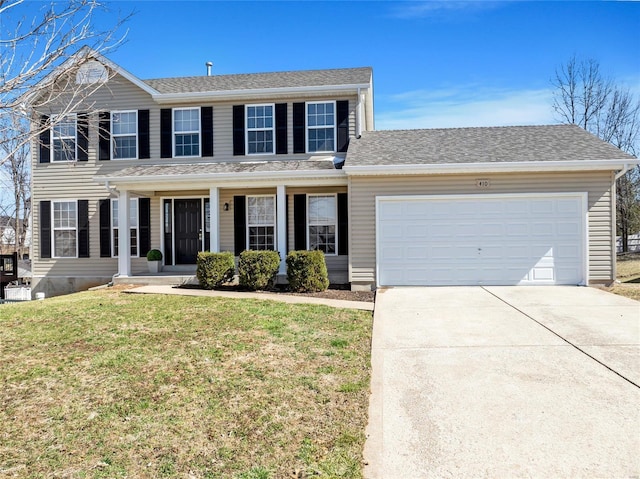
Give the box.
[179,283,376,303]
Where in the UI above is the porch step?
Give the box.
[113,274,199,287]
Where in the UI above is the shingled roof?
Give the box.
[345,124,635,166]
[144,67,372,94]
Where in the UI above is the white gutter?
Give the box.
[343,158,640,176]
[94,168,346,185]
[614,162,635,180]
[152,83,371,103]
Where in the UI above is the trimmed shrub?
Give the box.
[146,249,163,261]
[286,250,329,292]
[238,250,281,291]
[196,251,236,289]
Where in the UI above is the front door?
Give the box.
[174,199,201,264]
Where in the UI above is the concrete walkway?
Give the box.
[124,284,374,311]
[365,286,640,478]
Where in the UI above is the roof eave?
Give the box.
[151,83,372,103]
[343,159,640,176]
[94,168,347,188]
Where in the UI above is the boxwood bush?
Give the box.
[196,251,236,289]
[238,250,281,291]
[286,250,329,292]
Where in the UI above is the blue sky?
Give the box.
[31,1,640,129]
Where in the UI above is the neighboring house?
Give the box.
[27,48,638,298]
[0,216,30,256]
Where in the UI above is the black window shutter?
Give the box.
[78,200,90,258]
[233,195,246,255]
[139,198,151,257]
[293,102,306,154]
[293,194,307,250]
[138,110,150,159]
[98,112,111,161]
[337,193,348,255]
[160,108,172,158]
[77,113,89,161]
[40,201,51,258]
[39,115,50,163]
[201,106,214,157]
[232,105,245,156]
[336,100,349,152]
[275,103,288,155]
[99,199,111,257]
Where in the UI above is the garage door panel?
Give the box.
[377,194,585,286]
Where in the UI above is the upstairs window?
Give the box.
[173,108,200,157]
[112,198,139,257]
[246,104,274,154]
[52,115,77,162]
[52,200,77,257]
[308,194,336,255]
[112,111,138,159]
[247,195,275,250]
[307,102,335,153]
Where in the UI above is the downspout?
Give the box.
[356,88,362,138]
[612,163,632,283]
[614,163,632,180]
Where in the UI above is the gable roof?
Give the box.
[344,125,637,175]
[144,67,373,94]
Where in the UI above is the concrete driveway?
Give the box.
[364,286,640,478]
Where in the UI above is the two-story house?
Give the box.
[28,48,637,298]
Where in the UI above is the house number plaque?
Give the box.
[476,179,491,188]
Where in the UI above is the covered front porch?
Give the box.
[96,159,350,286]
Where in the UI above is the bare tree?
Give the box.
[0,0,129,165]
[552,56,640,253]
[0,0,129,260]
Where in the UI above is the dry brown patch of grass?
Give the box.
[0,288,372,478]
[617,252,640,279]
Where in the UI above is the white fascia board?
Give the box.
[95,169,347,189]
[152,83,371,104]
[343,159,640,176]
[21,47,158,106]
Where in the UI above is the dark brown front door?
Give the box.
[174,199,201,264]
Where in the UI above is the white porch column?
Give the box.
[117,189,131,277]
[209,187,220,252]
[276,185,287,274]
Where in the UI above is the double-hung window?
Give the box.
[112,198,139,257]
[52,200,77,257]
[308,194,336,255]
[307,101,335,153]
[173,108,200,157]
[52,115,77,162]
[112,111,138,159]
[247,195,275,250]
[246,104,274,154]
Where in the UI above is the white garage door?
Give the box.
[376,193,587,286]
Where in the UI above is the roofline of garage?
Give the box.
[342,159,640,176]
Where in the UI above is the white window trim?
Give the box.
[172,107,201,158]
[245,103,275,156]
[51,199,78,258]
[50,113,78,162]
[306,101,336,154]
[111,198,140,258]
[111,110,138,160]
[246,194,276,250]
[306,193,338,256]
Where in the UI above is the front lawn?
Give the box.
[609,253,640,301]
[0,288,372,478]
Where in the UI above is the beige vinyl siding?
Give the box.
[349,171,615,286]
[31,72,357,282]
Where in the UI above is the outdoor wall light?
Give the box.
[224,202,229,211]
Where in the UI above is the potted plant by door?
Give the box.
[146,249,163,273]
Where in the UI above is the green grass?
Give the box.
[0,287,372,478]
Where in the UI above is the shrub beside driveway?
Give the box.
[0,287,372,478]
